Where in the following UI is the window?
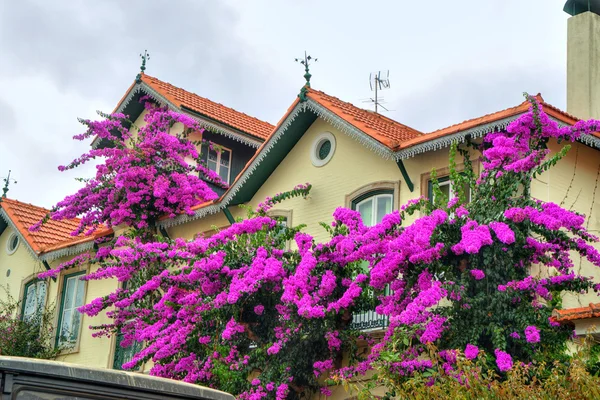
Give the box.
[268,210,292,249]
[22,280,47,321]
[207,144,232,183]
[311,132,336,167]
[427,175,471,203]
[56,271,85,348]
[353,192,393,227]
[6,232,19,254]
[113,280,143,371]
[346,185,397,332]
[113,331,143,371]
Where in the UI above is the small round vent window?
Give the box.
[7,233,19,255]
[311,132,336,167]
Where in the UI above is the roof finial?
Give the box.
[1,170,16,200]
[136,50,150,83]
[295,51,317,102]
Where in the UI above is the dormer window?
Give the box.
[207,144,232,184]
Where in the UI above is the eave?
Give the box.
[92,81,264,149]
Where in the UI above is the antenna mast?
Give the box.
[368,70,391,113]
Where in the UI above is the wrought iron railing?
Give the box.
[349,310,389,332]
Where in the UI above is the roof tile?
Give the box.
[0,198,111,255]
[398,94,585,151]
[306,89,423,148]
[552,303,600,323]
[140,74,275,140]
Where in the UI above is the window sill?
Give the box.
[57,344,80,356]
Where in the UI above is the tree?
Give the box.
[37,96,600,399]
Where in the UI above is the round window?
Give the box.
[6,233,19,255]
[311,132,336,167]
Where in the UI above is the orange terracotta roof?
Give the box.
[552,303,600,323]
[0,198,111,256]
[306,88,423,149]
[139,74,275,140]
[397,94,587,151]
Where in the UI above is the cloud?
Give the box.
[0,0,294,207]
[0,97,16,132]
[0,0,573,208]
[390,65,565,133]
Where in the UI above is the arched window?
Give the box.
[346,181,400,227]
[352,192,393,227]
[21,279,47,321]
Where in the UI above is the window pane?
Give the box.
[37,282,47,310]
[207,149,218,173]
[220,149,230,167]
[60,309,73,341]
[218,165,229,183]
[357,199,374,227]
[463,181,471,203]
[376,195,392,224]
[439,181,451,200]
[64,277,76,310]
[23,284,37,318]
[75,278,85,307]
[70,311,82,341]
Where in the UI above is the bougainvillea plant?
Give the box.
[36,96,600,399]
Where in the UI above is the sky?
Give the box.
[0,0,571,208]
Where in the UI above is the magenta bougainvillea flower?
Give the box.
[34,96,600,397]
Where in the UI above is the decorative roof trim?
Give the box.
[184,109,262,148]
[158,98,403,227]
[394,115,520,160]
[393,115,586,160]
[39,241,95,262]
[0,209,39,260]
[158,203,224,229]
[303,100,395,159]
[579,133,600,149]
[101,83,263,150]
[158,100,310,228]
[139,83,262,148]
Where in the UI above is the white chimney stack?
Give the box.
[566,0,600,119]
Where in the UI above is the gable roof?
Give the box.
[0,198,111,261]
[305,89,423,148]
[158,90,600,229]
[137,74,275,140]
[394,94,600,159]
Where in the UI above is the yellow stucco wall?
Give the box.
[172,118,469,242]
[0,226,118,369]
[0,226,44,303]
[531,140,600,309]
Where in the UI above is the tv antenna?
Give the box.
[367,70,390,113]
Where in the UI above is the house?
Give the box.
[2,3,600,398]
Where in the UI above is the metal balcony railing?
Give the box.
[349,310,389,332]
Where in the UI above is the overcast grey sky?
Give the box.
[0,0,570,208]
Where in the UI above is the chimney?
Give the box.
[565,0,600,119]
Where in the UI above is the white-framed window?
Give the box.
[6,232,19,255]
[268,210,292,250]
[428,176,472,203]
[310,132,336,167]
[22,280,47,321]
[353,192,393,227]
[56,271,85,348]
[207,144,232,183]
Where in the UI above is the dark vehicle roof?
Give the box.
[0,356,234,400]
